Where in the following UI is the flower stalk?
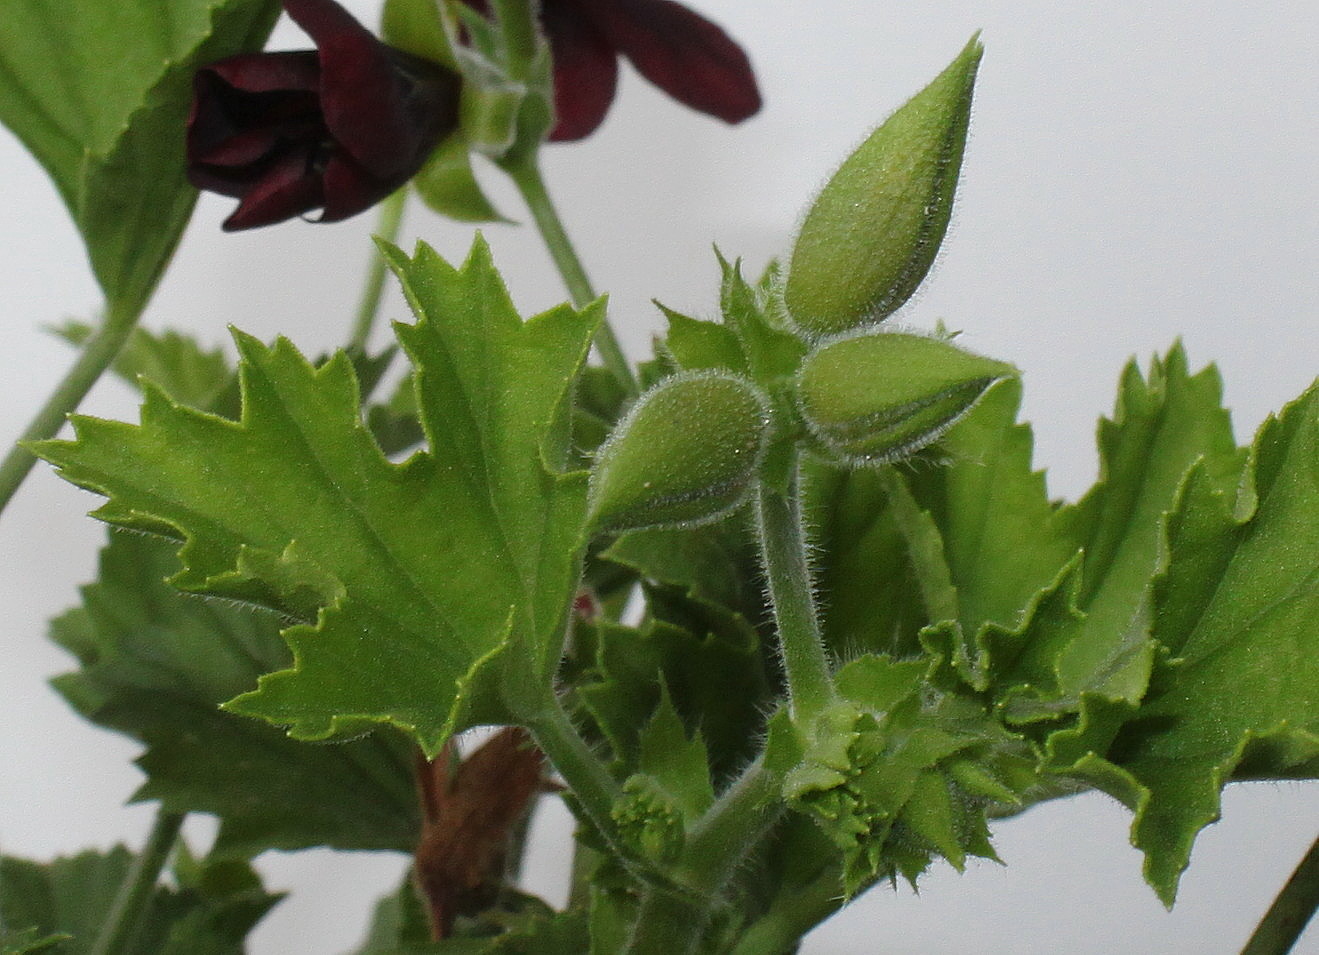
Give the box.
[503,154,638,394]
[0,299,141,518]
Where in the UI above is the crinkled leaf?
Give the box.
[804,464,935,660]
[1054,345,1243,659]
[905,377,1076,641]
[38,238,600,755]
[571,614,768,785]
[0,847,279,955]
[1081,383,1319,904]
[786,656,1033,894]
[50,530,420,856]
[0,0,280,313]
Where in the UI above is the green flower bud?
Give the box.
[785,36,983,339]
[796,330,1014,464]
[588,371,771,534]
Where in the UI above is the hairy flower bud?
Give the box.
[785,37,982,339]
[796,330,1013,464]
[588,371,770,534]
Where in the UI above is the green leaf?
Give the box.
[571,614,769,785]
[0,847,279,955]
[1090,382,1319,904]
[50,530,421,856]
[905,377,1076,641]
[53,323,235,413]
[804,464,936,660]
[37,237,601,755]
[0,0,280,314]
[785,36,982,338]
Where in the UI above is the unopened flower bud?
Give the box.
[796,330,1013,464]
[785,36,983,339]
[588,372,770,534]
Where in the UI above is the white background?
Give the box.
[2,1,1317,952]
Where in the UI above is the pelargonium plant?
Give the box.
[0,1,1315,953]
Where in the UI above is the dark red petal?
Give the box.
[283,0,420,178]
[318,150,395,222]
[222,147,324,230]
[202,50,321,93]
[541,0,619,141]
[567,0,761,125]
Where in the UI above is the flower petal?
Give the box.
[569,0,761,125]
[319,150,396,222]
[283,0,420,178]
[202,50,321,94]
[541,0,619,141]
[222,147,324,230]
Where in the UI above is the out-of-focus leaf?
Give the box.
[0,0,280,314]
[0,847,279,955]
[50,531,420,856]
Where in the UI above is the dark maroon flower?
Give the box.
[187,0,461,230]
[465,0,761,141]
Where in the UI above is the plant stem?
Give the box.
[1241,832,1319,955]
[728,863,845,955]
[88,809,185,955]
[624,885,710,955]
[755,462,835,724]
[0,299,141,518]
[348,187,407,354]
[502,157,638,396]
[626,756,786,955]
[525,690,623,853]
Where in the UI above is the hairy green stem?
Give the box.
[1241,832,1319,955]
[729,863,845,955]
[627,756,786,954]
[0,300,141,518]
[348,187,407,354]
[88,809,185,955]
[755,465,835,724]
[525,690,623,853]
[624,886,710,955]
[503,157,638,395]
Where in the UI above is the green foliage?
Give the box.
[0,0,280,315]
[784,657,1031,894]
[51,531,420,856]
[37,238,601,756]
[0,847,278,954]
[1077,383,1319,904]
[14,27,1318,954]
[52,323,236,414]
[612,689,716,862]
